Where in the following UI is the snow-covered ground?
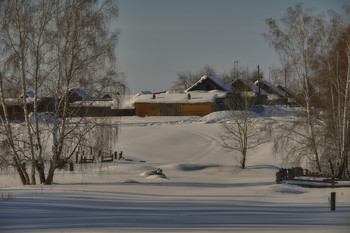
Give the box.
[1,109,349,233]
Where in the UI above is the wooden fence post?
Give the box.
[330,192,336,211]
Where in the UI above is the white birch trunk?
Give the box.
[338,43,350,177]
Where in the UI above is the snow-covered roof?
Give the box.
[132,91,153,99]
[25,90,35,98]
[4,97,38,105]
[18,90,35,99]
[190,90,227,99]
[69,88,94,100]
[70,100,115,108]
[276,85,298,99]
[185,75,233,92]
[236,79,268,95]
[255,80,287,97]
[134,90,226,104]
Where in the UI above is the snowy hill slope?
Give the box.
[1,112,349,233]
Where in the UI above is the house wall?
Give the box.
[68,106,135,117]
[1,103,134,121]
[179,103,214,116]
[0,104,34,121]
[135,102,215,117]
[135,103,159,117]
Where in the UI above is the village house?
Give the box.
[1,77,303,120]
[275,84,300,106]
[231,79,268,106]
[133,90,227,117]
[185,75,241,111]
[1,89,133,121]
[67,89,134,117]
[254,80,288,105]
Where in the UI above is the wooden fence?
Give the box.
[75,149,124,164]
[276,167,350,188]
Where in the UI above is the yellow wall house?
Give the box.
[134,90,227,117]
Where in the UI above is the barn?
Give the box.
[134,90,226,117]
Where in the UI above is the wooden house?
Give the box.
[231,79,268,106]
[254,80,288,105]
[185,75,241,111]
[0,99,33,121]
[186,75,235,93]
[66,88,94,103]
[134,90,226,117]
[276,85,301,106]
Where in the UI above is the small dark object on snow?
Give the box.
[155,168,163,175]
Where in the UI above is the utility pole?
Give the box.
[234,60,239,80]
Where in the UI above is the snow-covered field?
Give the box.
[1,109,350,233]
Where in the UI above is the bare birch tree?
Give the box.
[264,4,323,173]
[323,24,350,178]
[0,0,125,185]
[172,65,217,91]
[219,89,270,169]
[311,8,350,177]
[265,4,350,177]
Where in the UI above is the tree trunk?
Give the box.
[36,161,46,184]
[304,78,322,173]
[45,162,56,185]
[14,1,37,185]
[0,76,30,185]
[338,44,350,178]
[241,149,247,169]
[14,160,30,185]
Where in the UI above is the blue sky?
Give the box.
[116,0,347,94]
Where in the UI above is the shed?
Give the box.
[134,90,225,117]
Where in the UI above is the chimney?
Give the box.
[152,93,156,99]
[187,93,191,100]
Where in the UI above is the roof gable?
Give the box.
[255,80,287,97]
[232,79,268,95]
[276,85,298,99]
[186,75,233,92]
[68,88,94,101]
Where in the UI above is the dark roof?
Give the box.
[186,75,234,92]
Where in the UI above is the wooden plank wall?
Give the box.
[135,102,215,117]
[135,103,159,117]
